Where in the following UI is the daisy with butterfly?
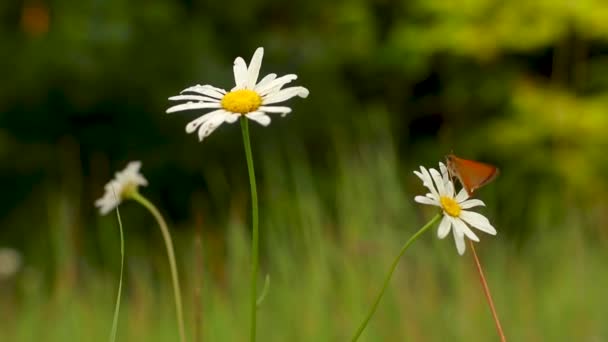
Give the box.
[352,155,505,342]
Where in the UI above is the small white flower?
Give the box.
[95,161,148,215]
[166,47,309,141]
[0,247,22,279]
[414,162,497,255]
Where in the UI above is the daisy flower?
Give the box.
[166,47,309,141]
[95,161,148,215]
[414,162,497,255]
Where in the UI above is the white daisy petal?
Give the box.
[455,188,469,202]
[233,57,248,89]
[426,193,440,202]
[429,169,446,196]
[116,162,147,186]
[180,85,226,98]
[459,199,486,209]
[258,106,292,115]
[169,95,220,103]
[452,227,466,255]
[95,188,119,215]
[246,47,264,89]
[445,179,455,197]
[438,163,455,196]
[459,211,497,235]
[98,204,113,215]
[121,162,148,186]
[166,102,221,114]
[224,113,241,123]
[439,161,447,173]
[256,74,298,95]
[255,73,277,90]
[198,112,229,141]
[439,162,449,182]
[185,110,226,133]
[451,217,480,242]
[262,86,310,105]
[414,195,440,206]
[124,161,141,173]
[437,215,452,239]
[418,167,439,198]
[93,197,105,207]
[95,201,109,215]
[245,111,272,126]
[135,175,147,186]
[417,166,430,181]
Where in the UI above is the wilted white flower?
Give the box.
[0,247,22,279]
[95,161,148,215]
[166,47,309,141]
[414,162,497,255]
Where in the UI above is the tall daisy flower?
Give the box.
[166,47,309,141]
[414,162,497,255]
[166,47,309,342]
[95,161,186,342]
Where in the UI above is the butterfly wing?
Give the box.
[447,154,499,195]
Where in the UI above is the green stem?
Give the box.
[109,202,125,342]
[469,240,506,342]
[351,213,441,341]
[131,192,186,342]
[240,117,260,342]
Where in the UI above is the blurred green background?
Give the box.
[1,0,608,341]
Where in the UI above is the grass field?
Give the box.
[1,128,607,342]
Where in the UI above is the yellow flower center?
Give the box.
[440,196,461,217]
[220,89,262,114]
[121,182,138,199]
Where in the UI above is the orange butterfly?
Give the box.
[446,154,499,195]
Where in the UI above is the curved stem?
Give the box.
[131,192,186,342]
[469,240,506,342]
[351,213,441,341]
[108,202,125,342]
[240,117,260,342]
